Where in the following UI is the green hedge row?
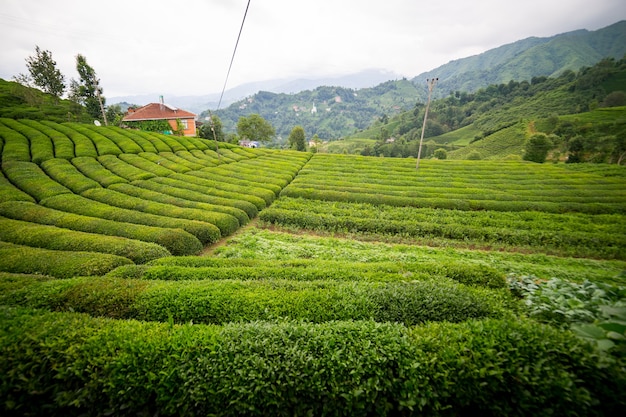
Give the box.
[0,123,30,162]
[110,256,505,289]
[1,161,71,201]
[18,119,75,159]
[0,245,132,278]
[127,129,173,152]
[118,153,177,177]
[80,124,144,154]
[0,118,54,163]
[183,150,219,166]
[97,154,156,181]
[111,182,248,227]
[82,187,234,237]
[136,151,192,173]
[62,123,123,156]
[156,151,206,170]
[41,194,220,244]
[40,121,98,157]
[167,173,268,211]
[0,275,513,325]
[154,134,188,152]
[108,126,159,153]
[201,164,289,188]
[198,168,282,195]
[0,201,202,256]
[187,171,276,205]
[146,177,259,219]
[1,307,623,416]
[280,185,625,215]
[41,158,101,194]
[0,216,169,263]
[260,199,626,260]
[176,150,217,167]
[70,156,128,187]
[0,170,35,203]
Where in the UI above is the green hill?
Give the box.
[0,78,92,123]
[210,21,626,144]
[350,56,626,163]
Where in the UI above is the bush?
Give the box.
[19,119,75,159]
[0,201,202,256]
[0,307,623,416]
[0,118,54,163]
[70,156,128,187]
[0,275,511,325]
[1,160,72,201]
[41,194,221,244]
[0,124,31,162]
[40,158,101,194]
[0,215,170,264]
[97,154,156,181]
[40,121,98,157]
[0,170,35,203]
[0,244,132,278]
[82,187,231,237]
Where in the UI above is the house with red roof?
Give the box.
[122,100,197,136]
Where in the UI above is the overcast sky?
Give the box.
[0,0,624,98]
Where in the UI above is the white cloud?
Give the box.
[0,0,624,97]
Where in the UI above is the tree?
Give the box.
[237,114,275,142]
[105,104,124,126]
[15,46,65,102]
[288,126,307,151]
[523,133,553,163]
[199,114,224,141]
[433,148,448,160]
[70,54,105,121]
[566,136,585,163]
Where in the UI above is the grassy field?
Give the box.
[1,119,625,415]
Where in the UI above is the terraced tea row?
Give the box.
[285,154,626,214]
[0,119,310,270]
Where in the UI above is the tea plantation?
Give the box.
[1,118,625,416]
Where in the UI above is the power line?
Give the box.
[210,0,251,157]
[216,0,251,111]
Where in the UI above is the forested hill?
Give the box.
[414,20,626,97]
[207,20,626,142]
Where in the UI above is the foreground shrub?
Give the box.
[0,216,170,263]
[0,244,132,278]
[0,307,623,416]
[0,276,512,325]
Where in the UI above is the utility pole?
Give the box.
[95,81,108,126]
[416,77,438,170]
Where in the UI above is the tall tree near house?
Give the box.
[14,45,66,103]
[237,114,276,143]
[288,125,307,151]
[70,54,105,121]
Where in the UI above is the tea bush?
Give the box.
[0,275,512,325]
[1,307,623,416]
[0,245,132,278]
[0,216,170,263]
[41,194,220,244]
[82,187,233,237]
[0,201,202,256]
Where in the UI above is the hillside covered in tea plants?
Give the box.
[0,115,625,415]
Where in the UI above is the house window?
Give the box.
[180,119,188,129]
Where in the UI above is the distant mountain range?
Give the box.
[207,20,625,141]
[108,69,403,115]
